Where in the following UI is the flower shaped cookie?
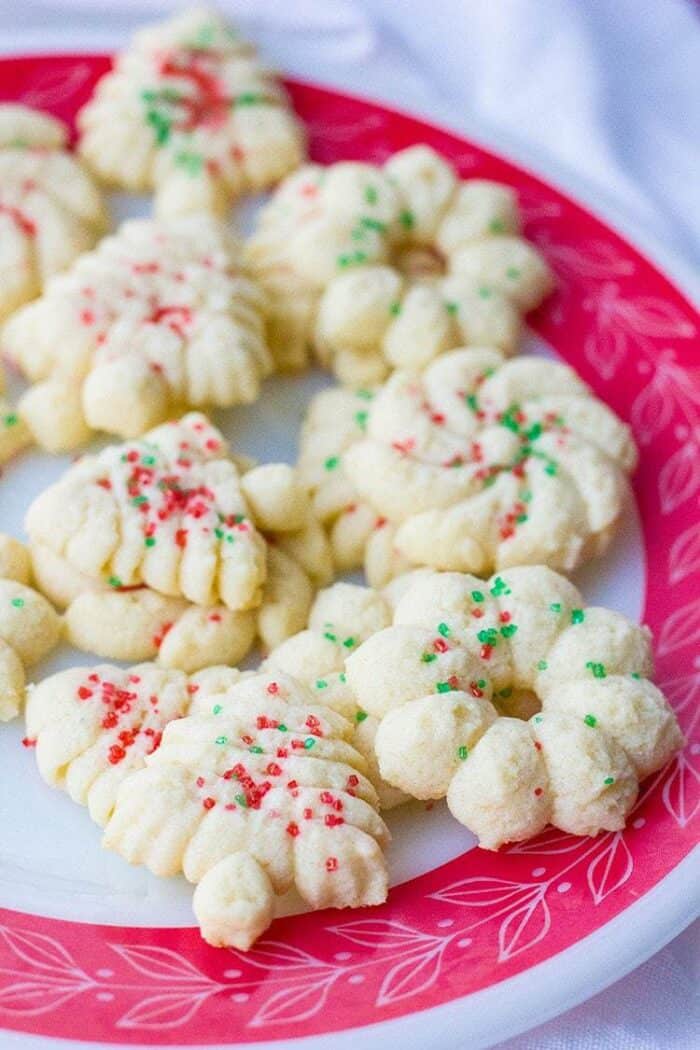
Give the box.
[300,348,638,582]
[29,460,332,670]
[0,533,61,721]
[2,216,271,451]
[345,567,683,848]
[246,145,552,376]
[77,7,305,217]
[25,414,268,611]
[0,103,107,322]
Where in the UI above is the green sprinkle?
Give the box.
[436,681,453,694]
[174,150,203,175]
[506,267,521,280]
[445,301,458,316]
[214,527,224,539]
[142,455,156,466]
[304,738,315,749]
[534,714,543,723]
[360,216,386,232]
[212,704,222,715]
[525,422,542,441]
[323,631,338,643]
[438,622,451,637]
[490,576,511,597]
[630,672,641,680]
[356,388,374,400]
[399,209,414,230]
[422,652,437,663]
[586,662,607,679]
[355,710,368,723]
[550,602,562,613]
[339,672,346,683]
[544,461,558,476]
[236,92,264,106]
[278,724,288,732]
[516,513,528,524]
[10,597,24,608]
[498,687,513,699]
[471,590,485,603]
[389,301,402,316]
[342,637,356,649]
[537,659,548,670]
[354,410,369,429]
[478,287,493,299]
[521,489,533,503]
[132,495,147,505]
[249,745,263,754]
[215,735,228,745]
[316,679,328,689]
[108,576,122,589]
[144,536,156,547]
[235,794,247,807]
[489,219,505,234]
[571,609,585,624]
[465,393,479,413]
[3,413,18,427]
[477,627,499,645]
[324,456,340,471]
[477,679,486,688]
[499,406,521,432]
[500,623,518,638]
[458,746,469,761]
[364,185,378,205]
[583,714,597,728]
[603,776,615,785]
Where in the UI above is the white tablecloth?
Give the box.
[0,1,698,1046]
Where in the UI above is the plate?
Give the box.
[0,54,698,1050]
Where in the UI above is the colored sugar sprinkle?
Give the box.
[438,622,451,636]
[315,679,328,689]
[500,623,518,639]
[490,577,511,596]
[278,724,288,732]
[3,414,18,427]
[303,738,315,749]
[389,301,402,316]
[235,92,264,106]
[489,219,505,233]
[630,672,641,680]
[354,410,369,429]
[235,794,247,808]
[550,602,562,613]
[212,704,222,715]
[506,267,521,279]
[571,609,585,624]
[364,185,378,205]
[399,209,415,230]
[144,536,156,547]
[457,746,469,761]
[477,679,486,688]
[603,776,615,785]
[356,388,374,401]
[215,735,228,745]
[498,687,513,699]
[355,711,368,723]
[436,681,454,694]
[525,422,542,441]
[586,661,607,679]
[342,636,356,649]
[583,714,597,728]
[478,287,493,299]
[249,745,263,754]
[471,590,485,603]
[360,216,387,233]
[324,455,340,471]
[10,597,24,608]
[337,251,368,268]
[537,659,548,670]
[465,393,479,412]
[323,631,338,643]
[534,714,543,723]
[108,576,122,589]
[421,652,437,663]
[544,461,558,476]
[445,301,458,316]
[477,627,499,645]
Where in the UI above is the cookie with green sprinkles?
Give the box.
[77,7,305,217]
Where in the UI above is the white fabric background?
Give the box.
[0,1,698,1047]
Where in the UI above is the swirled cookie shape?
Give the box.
[25,414,269,611]
[2,215,271,451]
[29,461,332,670]
[0,104,107,323]
[345,566,683,848]
[77,7,305,218]
[0,533,61,721]
[26,665,388,949]
[299,348,638,583]
[246,144,553,375]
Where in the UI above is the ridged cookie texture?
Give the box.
[246,144,553,374]
[0,103,107,323]
[0,533,61,721]
[29,459,332,671]
[2,215,271,451]
[299,348,637,582]
[27,664,389,950]
[345,566,683,849]
[77,6,305,217]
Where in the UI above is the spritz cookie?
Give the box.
[300,348,637,583]
[2,215,271,451]
[0,104,107,322]
[345,566,683,847]
[0,533,61,721]
[246,145,552,375]
[78,7,305,217]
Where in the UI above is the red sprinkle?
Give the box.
[202,797,216,810]
[325,857,339,872]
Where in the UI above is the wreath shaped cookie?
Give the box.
[345,566,683,848]
[246,144,553,375]
[29,460,332,671]
[26,666,388,950]
[0,103,107,322]
[299,348,637,584]
[0,534,61,721]
[2,215,271,452]
[77,7,305,218]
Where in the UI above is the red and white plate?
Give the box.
[0,54,698,1050]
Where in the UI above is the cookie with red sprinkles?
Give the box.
[345,565,683,849]
[77,7,305,218]
[2,215,271,452]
